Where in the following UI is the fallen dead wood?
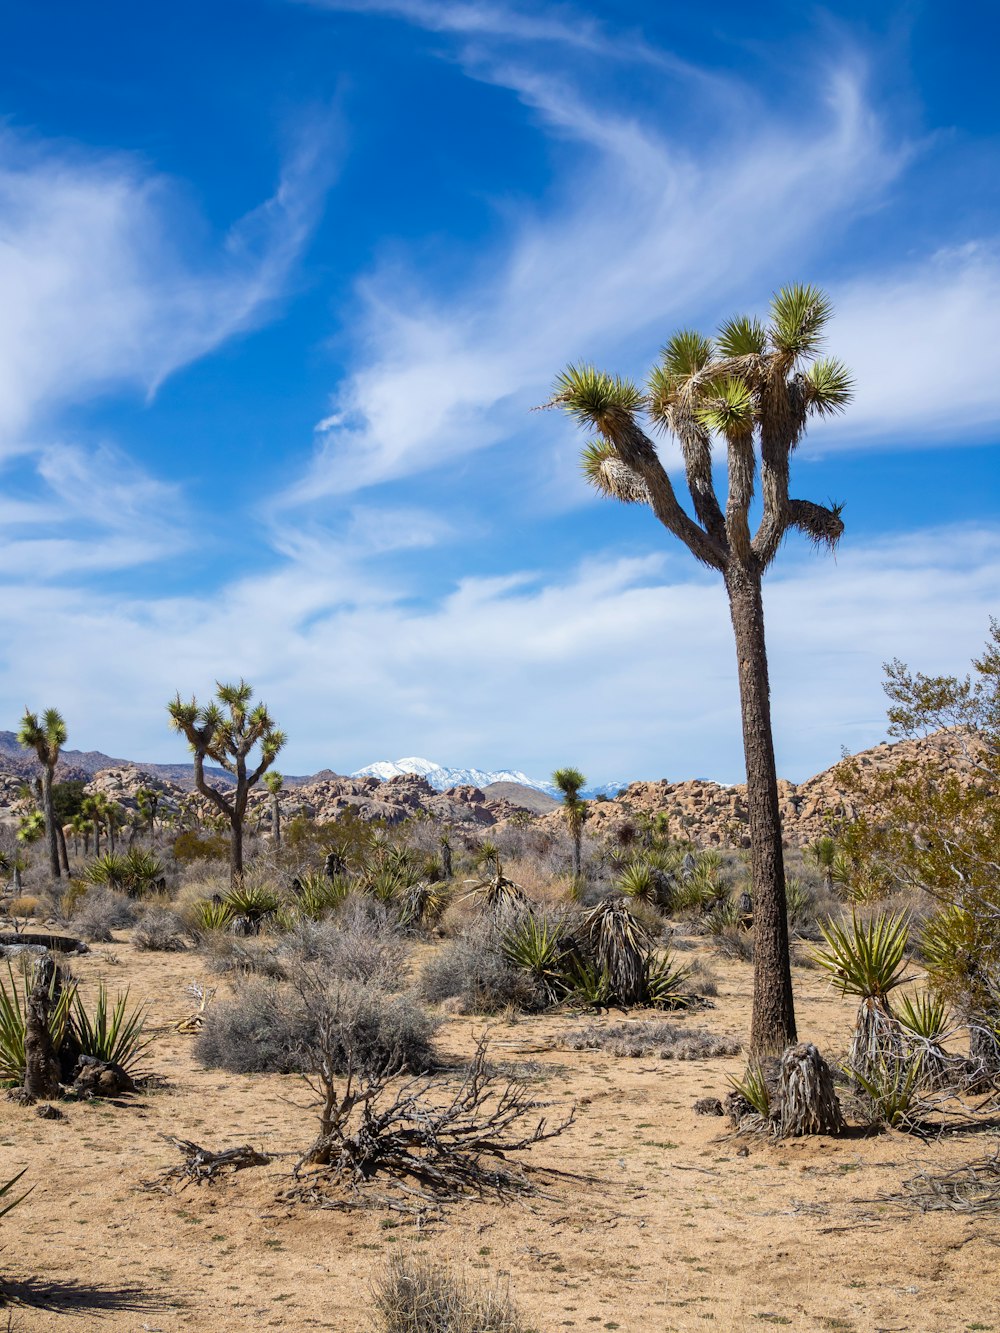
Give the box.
[873,1149,1000,1213]
[144,1136,271,1191]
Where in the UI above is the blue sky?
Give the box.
[1,0,998,785]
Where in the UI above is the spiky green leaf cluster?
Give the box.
[813,911,911,1001]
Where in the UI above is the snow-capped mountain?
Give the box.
[350,757,629,801]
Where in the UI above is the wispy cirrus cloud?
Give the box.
[282,48,902,504]
[0,117,336,451]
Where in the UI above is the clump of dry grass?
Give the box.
[370,1252,533,1333]
[561,1019,741,1060]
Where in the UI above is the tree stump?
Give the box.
[775,1042,844,1137]
[24,957,61,1102]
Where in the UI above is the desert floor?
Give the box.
[3,933,999,1333]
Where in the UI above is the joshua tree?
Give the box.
[263,770,284,848]
[552,285,852,1057]
[552,767,588,882]
[135,787,160,841]
[167,680,286,886]
[16,708,67,880]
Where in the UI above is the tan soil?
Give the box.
[3,935,999,1333]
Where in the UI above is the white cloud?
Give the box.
[816,243,1000,446]
[281,34,902,504]
[1,522,995,785]
[0,120,334,451]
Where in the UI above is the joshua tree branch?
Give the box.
[607,415,728,570]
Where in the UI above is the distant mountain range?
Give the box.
[351,756,627,800]
[0,732,628,799]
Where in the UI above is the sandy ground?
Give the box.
[3,934,999,1333]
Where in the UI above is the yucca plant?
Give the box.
[462,849,529,915]
[190,899,235,934]
[0,1168,32,1220]
[567,957,614,1009]
[584,897,650,1006]
[291,871,351,922]
[703,895,742,936]
[853,1054,924,1130]
[82,848,164,897]
[727,1063,771,1119]
[224,882,279,926]
[0,960,74,1081]
[643,952,694,1010]
[71,983,150,1074]
[616,860,658,905]
[813,911,911,1079]
[501,912,569,1006]
[896,991,956,1089]
[785,877,814,931]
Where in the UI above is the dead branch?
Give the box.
[143,1135,271,1191]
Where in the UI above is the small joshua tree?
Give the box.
[167,680,286,886]
[17,708,67,880]
[552,767,587,882]
[263,771,284,848]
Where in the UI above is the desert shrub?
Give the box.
[172,830,230,864]
[199,933,285,978]
[712,924,755,962]
[419,917,547,1014]
[686,959,719,997]
[195,977,437,1075]
[370,1252,531,1333]
[562,1019,740,1060]
[133,907,187,952]
[71,889,139,942]
[279,901,408,990]
[6,896,39,919]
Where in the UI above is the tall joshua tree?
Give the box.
[552,767,588,882]
[16,708,67,880]
[552,285,852,1057]
[263,770,284,848]
[167,680,286,886]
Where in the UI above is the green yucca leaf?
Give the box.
[644,953,694,1009]
[659,329,713,379]
[813,911,911,1000]
[192,899,235,933]
[769,283,833,359]
[896,991,950,1042]
[715,315,767,358]
[0,1168,33,1220]
[71,984,150,1074]
[852,1056,924,1129]
[803,357,854,416]
[694,375,755,436]
[551,364,643,427]
[579,440,649,504]
[727,1063,771,1117]
[0,961,75,1081]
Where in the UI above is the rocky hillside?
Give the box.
[0,731,978,847]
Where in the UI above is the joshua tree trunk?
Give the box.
[41,768,60,880]
[571,826,582,881]
[230,814,244,884]
[271,793,281,848]
[24,958,61,1100]
[725,565,796,1057]
[57,824,70,876]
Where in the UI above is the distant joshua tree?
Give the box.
[552,767,588,882]
[16,708,67,879]
[551,285,852,1058]
[263,770,284,848]
[167,680,286,886]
